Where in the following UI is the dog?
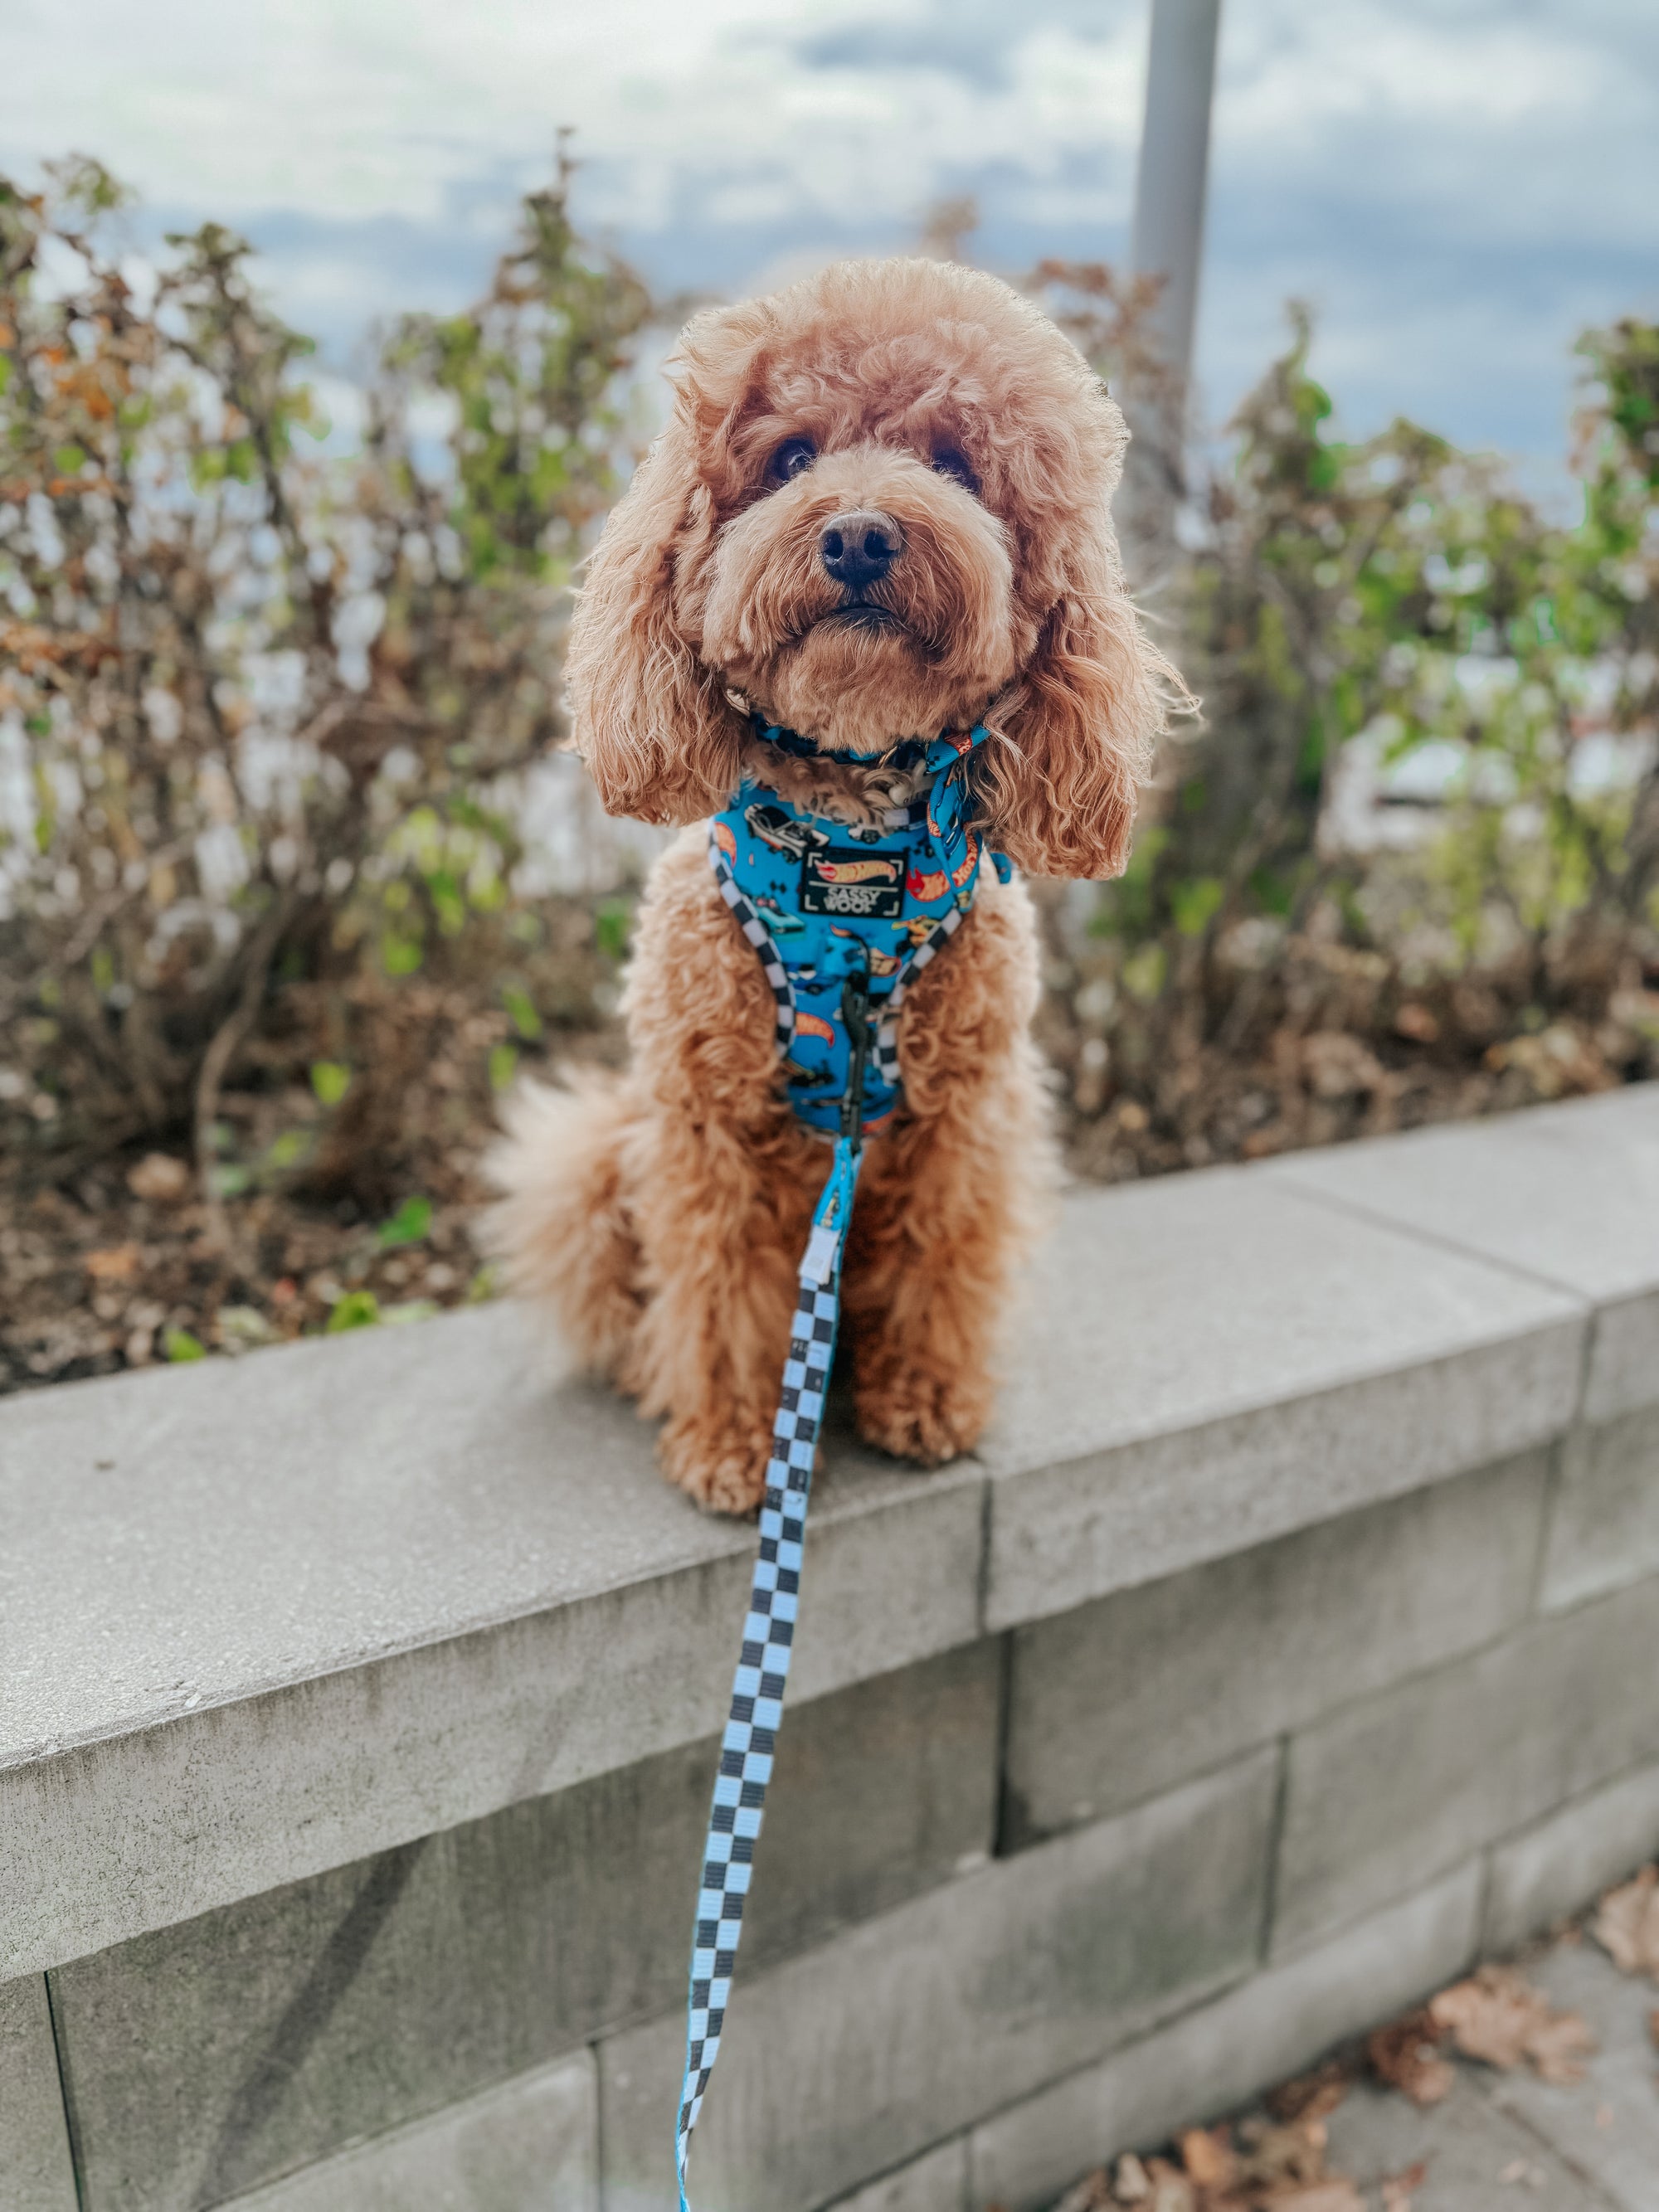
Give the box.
[486,256,1172,1514]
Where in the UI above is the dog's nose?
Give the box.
[820,510,902,594]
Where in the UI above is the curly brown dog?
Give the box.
[486,255,1173,1514]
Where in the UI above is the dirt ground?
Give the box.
[2,931,1644,1398]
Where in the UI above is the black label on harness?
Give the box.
[799,846,904,919]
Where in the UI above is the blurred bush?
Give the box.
[1029,264,1659,1173]
[0,150,651,1228]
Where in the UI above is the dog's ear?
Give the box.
[976,516,1176,880]
[564,373,747,825]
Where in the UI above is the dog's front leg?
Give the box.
[842,875,1055,1466]
[621,832,823,1513]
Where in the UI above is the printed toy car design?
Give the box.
[812,856,899,886]
[950,836,979,888]
[826,928,902,978]
[752,892,807,934]
[906,867,948,902]
[712,819,737,860]
[745,802,828,859]
[794,1010,837,1043]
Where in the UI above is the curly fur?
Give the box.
[486,255,1174,1512]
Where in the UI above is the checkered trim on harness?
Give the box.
[708,824,794,1057]
[872,902,966,1091]
[674,1139,860,2212]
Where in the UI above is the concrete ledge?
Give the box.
[1271,1085,1659,1421]
[966,1860,1485,2212]
[985,1171,1584,1627]
[598,1752,1278,2212]
[218,2051,597,2212]
[0,1974,76,2212]
[1484,1757,1659,1955]
[7,1090,1653,1981]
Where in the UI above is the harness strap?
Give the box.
[674,1135,860,2212]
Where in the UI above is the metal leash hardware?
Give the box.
[673,966,871,2212]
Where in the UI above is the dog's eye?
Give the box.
[931,447,980,496]
[767,435,818,487]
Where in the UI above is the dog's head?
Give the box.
[566,256,1172,876]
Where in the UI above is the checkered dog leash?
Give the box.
[673,997,872,2212]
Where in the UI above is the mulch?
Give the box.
[2,949,1643,1398]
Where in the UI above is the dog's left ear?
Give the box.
[976,517,1176,880]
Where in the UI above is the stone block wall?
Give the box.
[3,1088,1657,2211]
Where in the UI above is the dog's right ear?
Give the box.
[564,382,747,825]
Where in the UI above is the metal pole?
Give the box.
[1122,0,1221,574]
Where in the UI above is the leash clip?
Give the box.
[839,965,873,1154]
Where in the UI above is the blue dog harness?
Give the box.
[707,722,1013,1135]
[673,727,1009,2210]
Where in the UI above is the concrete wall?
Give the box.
[2,1088,1656,2212]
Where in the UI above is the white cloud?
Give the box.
[4,0,1654,473]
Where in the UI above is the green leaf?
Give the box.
[217,1305,275,1349]
[266,1128,310,1172]
[310,1060,352,1107]
[595,896,632,961]
[1121,943,1168,1003]
[383,933,424,976]
[52,442,86,476]
[382,1299,440,1326]
[209,1161,253,1198]
[326,1290,382,1333]
[1170,876,1225,937]
[162,1326,206,1363]
[376,1194,433,1249]
[489,1042,519,1092]
[502,984,542,1040]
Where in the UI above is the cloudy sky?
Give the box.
[4,0,1655,491]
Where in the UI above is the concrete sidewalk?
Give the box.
[1324,1937,1658,2210]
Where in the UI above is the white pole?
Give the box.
[1123,0,1221,570]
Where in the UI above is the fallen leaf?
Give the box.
[127,1151,192,1203]
[1267,2059,1351,2124]
[1302,1028,1385,1099]
[1593,1866,1659,1980]
[1112,2154,1151,2204]
[1429,1966,1594,2083]
[1381,2161,1427,2211]
[1178,2127,1233,2190]
[1142,2159,1194,2212]
[84,1241,141,1281]
[1054,2171,1112,2212]
[1393,1001,1440,1043]
[1234,2112,1329,2190]
[1271,2186,1363,2212]
[1369,2010,1454,2105]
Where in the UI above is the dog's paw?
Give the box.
[854,1365,989,1468]
[659,1409,773,1517]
